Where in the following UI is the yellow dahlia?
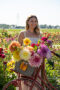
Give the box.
[12,50,20,61]
[11,59,15,64]
[7,60,15,67]
[20,48,31,61]
[23,38,31,45]
[7,62,11,67]
[7,60,15,71]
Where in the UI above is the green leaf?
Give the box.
[34,45,38,52]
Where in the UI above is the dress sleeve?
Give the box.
[18,31,24,45]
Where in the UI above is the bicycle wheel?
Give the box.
[3,77,44,90]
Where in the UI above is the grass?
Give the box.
[0,28,60,32]
[41,29,60,33]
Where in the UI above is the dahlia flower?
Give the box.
[26,46,34,52]
[20,48,31,61]
[0,48,3,53]
[46,50,52,59]
[0,48,5,59]
[1,54,5,58]
[29,53,42,67]
[12,50,20,61]
[37,44,51,59]
[41,37,48,41]
[47,40,52,46]
[7,60,15,67]
[31,43,36,47]
[23,38,31,45]
[7,60,15,71]
[9,41,21,52]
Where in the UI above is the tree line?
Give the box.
[0,24,60,29]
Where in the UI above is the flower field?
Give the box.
[0,29,60,89]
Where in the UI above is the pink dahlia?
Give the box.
[0,48,3,53]
[29,53,42,67]
[41,37,48,41]
[31,43,36,47]
[37,44,51,59]
[1,54,5,58]
[31,51,35,56]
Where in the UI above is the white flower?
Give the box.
[20,48,31,61]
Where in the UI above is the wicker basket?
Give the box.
[14,60,35,76]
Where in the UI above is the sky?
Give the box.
[0,0,60,26]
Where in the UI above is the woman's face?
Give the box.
[28,17,38,29]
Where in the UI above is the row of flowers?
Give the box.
[9,36,52,68]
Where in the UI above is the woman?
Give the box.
[18,15,42,45]
[18,15,42,90]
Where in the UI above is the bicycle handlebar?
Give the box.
[51,51,60,58]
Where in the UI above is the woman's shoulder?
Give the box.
[19,30,26,36]
[19,30,26,34]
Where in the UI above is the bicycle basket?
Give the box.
[14,60,35,76]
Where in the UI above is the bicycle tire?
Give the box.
[3,77,44,90]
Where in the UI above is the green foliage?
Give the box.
[0,59,16,90]
[45,57,60,89]
[41,29,60,33]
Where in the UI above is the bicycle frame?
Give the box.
[3,55,58,90]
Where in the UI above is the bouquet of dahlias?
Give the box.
[9,37,52,76]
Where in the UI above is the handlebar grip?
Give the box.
[51,51,60,58]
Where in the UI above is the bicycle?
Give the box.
[3,51,58,90]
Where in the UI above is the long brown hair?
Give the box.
[25,15,40,34]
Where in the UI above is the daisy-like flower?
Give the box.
[23,38,31,45]
[29,53,42,67]
[20,48,31,61]
[9,41,21,53]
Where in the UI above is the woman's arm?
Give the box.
[18,31,24,45]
